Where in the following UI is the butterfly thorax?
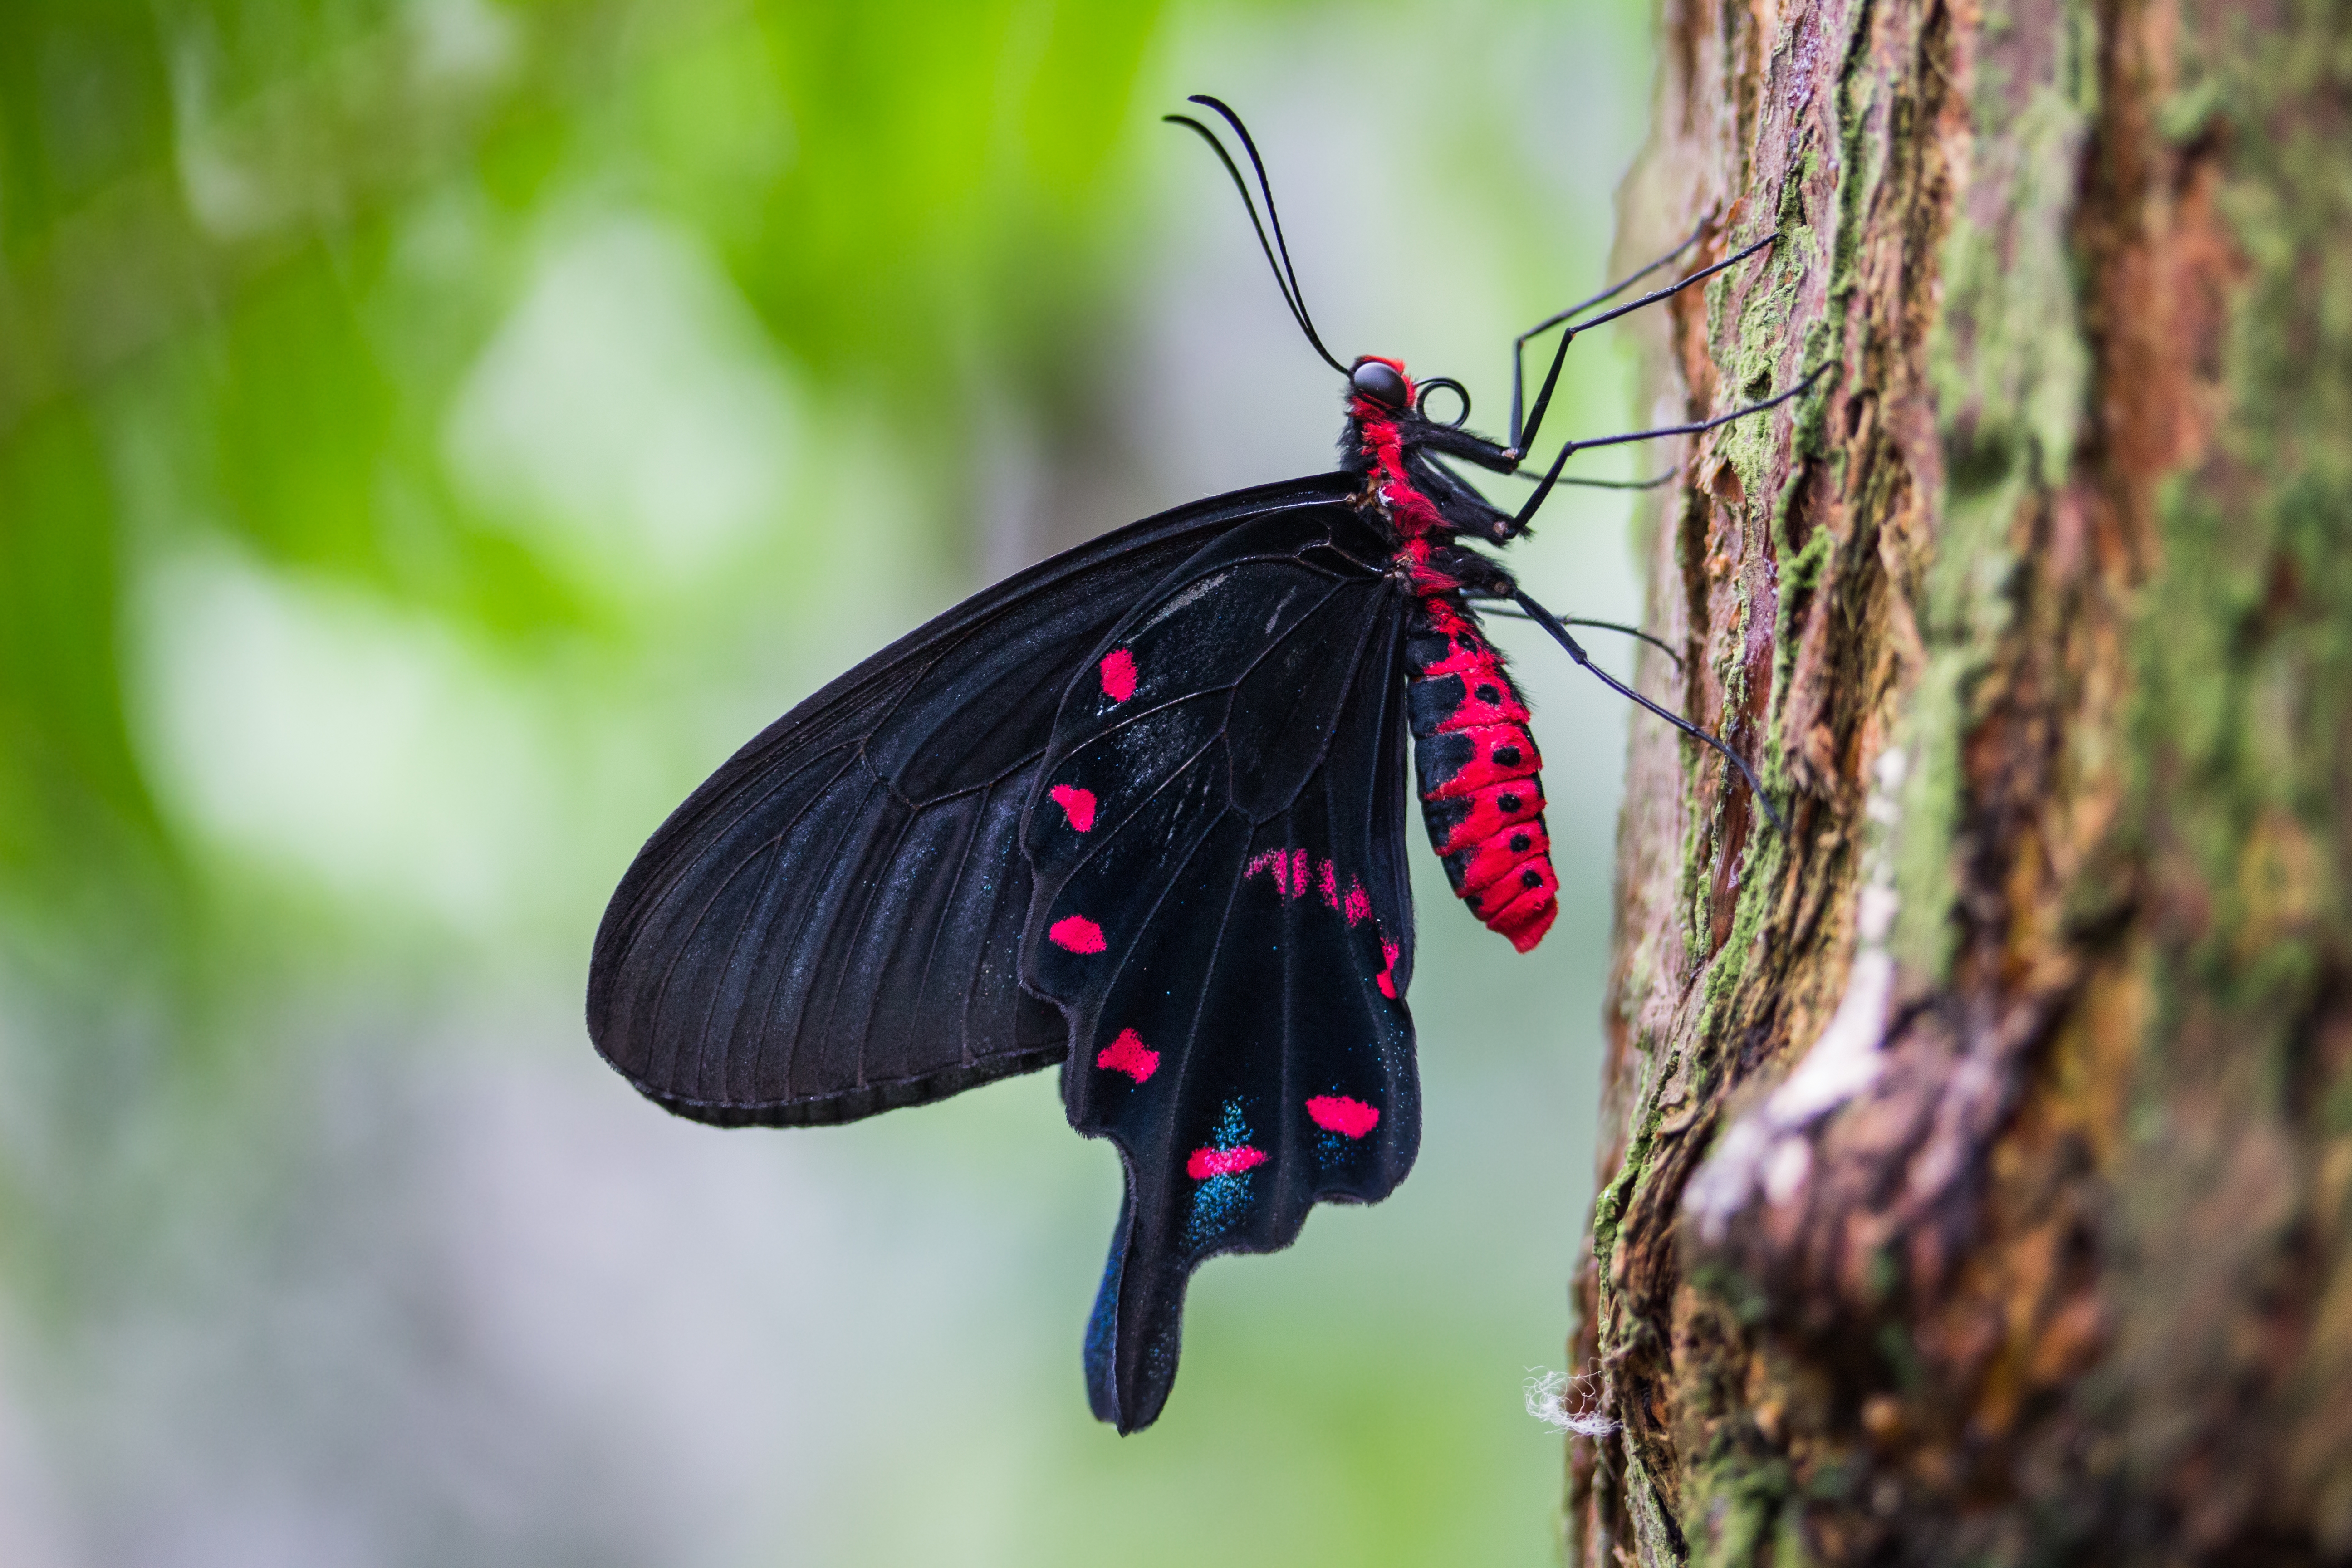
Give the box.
[1341,357,1561,952]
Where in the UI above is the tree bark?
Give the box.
[1569,0,2352,1563]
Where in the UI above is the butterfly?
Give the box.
[587,96,1808,1432]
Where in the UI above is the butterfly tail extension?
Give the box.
[1081,1181,1193,1433]
[1082,1186,1148,1428]
[1078,1052,1414,1434]
[1402,594,1559,951]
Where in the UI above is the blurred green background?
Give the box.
[0,0,1662,1562]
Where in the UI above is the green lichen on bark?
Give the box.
[2094,0,2352,1547]
[1900,0,2098,980]
[1575,0,2352,1562]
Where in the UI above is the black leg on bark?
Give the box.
[1511,588,1784,834]
[1511,230,1782,456]
[1475,606,1684,669]
[1508,363,1828,534]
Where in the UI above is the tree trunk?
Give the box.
[1569,0,2352,1563]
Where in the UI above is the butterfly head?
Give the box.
[1349,357,1412,411]
[1348,355,1474,430]
[1342,354,1528,544]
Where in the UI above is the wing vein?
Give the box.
[814,792,933,1090]
[1152,811,1258,1250]
[910,777,994,1070]
[657,750,867,1101]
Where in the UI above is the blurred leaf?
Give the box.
[0,3,1658,1560]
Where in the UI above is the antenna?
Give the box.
[1165,96,1349,376]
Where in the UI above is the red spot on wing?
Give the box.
[1245,848,1318,900]
[1099,648,1137,703]
[1248,849,1383,994]
[1305,1095,1381,1139]
[1095,1028,1159,1083]
[1049,915,1106,953]
[1049,784,1097,833]
[1376,940,1401,999]
[1186,1145,1268,1180]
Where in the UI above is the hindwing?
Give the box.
[1018,500,1419,1431]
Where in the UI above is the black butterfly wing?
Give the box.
[1019,499,1420,1432]
[588,472,1365,1127]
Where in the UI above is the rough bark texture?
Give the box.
[1568,0,2352,1563]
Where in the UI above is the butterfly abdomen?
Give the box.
[1402,595,1558,952]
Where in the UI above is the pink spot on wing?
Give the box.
[1248,848,1315,898]
[1049,784,1096,833]
[1186,1145,1268,1180]
[1095,1028,1159,1083]
[1250,848,1378,929]
[1049,915,1106,953]
[1099,648,1137,704]
[1306,1095,1381,1139]
[1376,940,1401,999]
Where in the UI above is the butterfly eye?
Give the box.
[1350,359,1410,409]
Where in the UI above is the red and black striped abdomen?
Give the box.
[1403,595,1558,952]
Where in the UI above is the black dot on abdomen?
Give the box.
[1494,744,1522,767]
[1509,832,1531,853]
[1521,868,1544,890]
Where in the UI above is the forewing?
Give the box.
[588,473,1363,1127]
[1018,501,1419,1431]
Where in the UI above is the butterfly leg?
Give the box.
[1509,587,1785,834]
[1540,468,1680,494]
[1509,229,1782,459]
[1563,617,1683,667]
[1507,220,1705,449]
[1473,604,1682,668]
[1504,361,1830,537]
